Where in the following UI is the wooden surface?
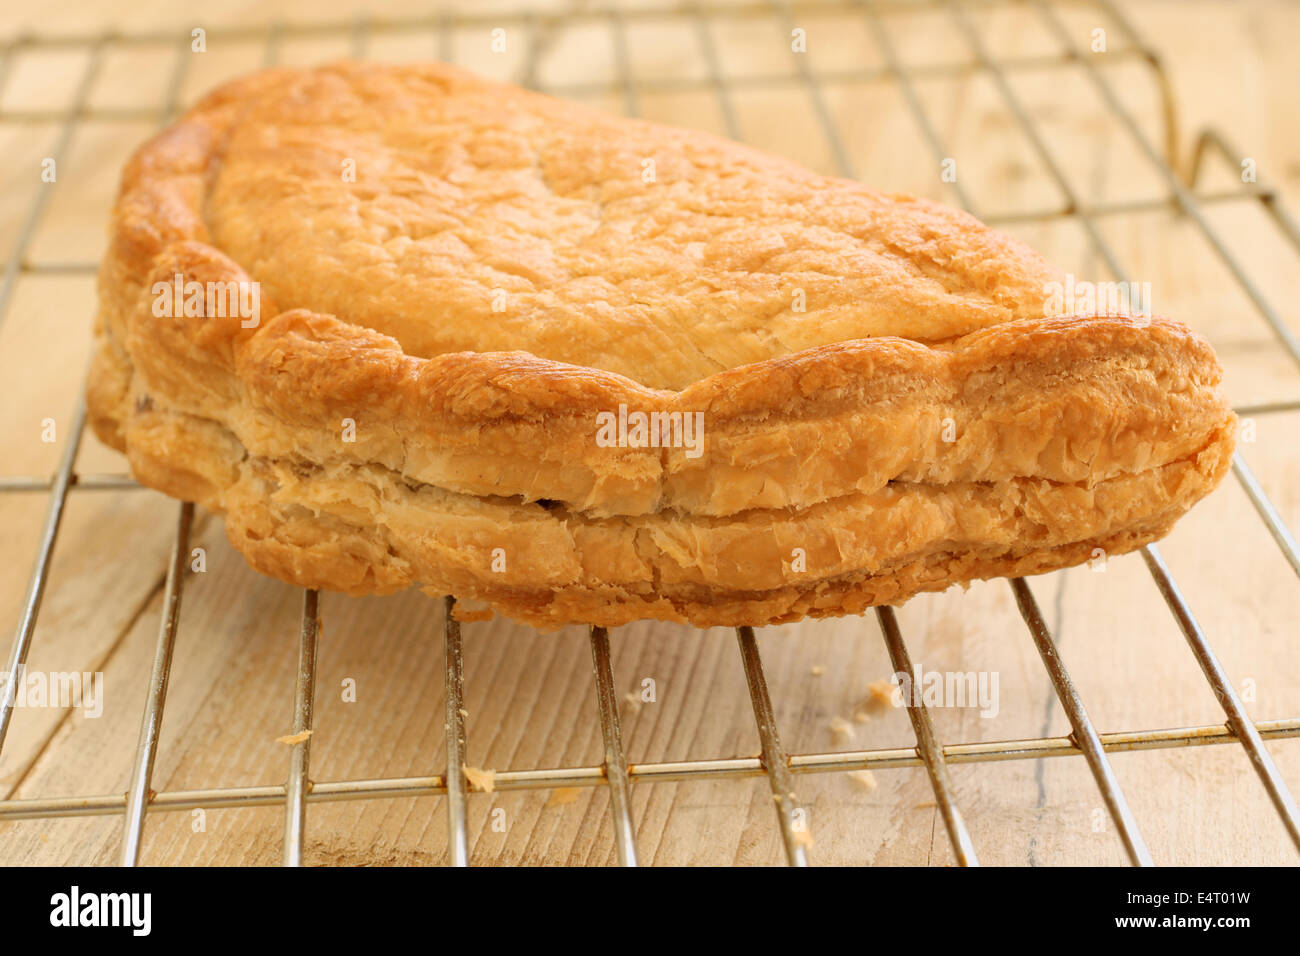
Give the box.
[0,0,1298,866]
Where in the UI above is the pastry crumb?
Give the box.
[866,679,902,710]
[276,730,313,746]
[463,765,496,793]
[810,665,825,677]
[848,770,877,792]
[828,716,854,746]
[546,787,581,807]
[793,828,814,849]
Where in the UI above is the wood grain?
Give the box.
[0,0,1297,865]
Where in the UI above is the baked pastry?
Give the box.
[88,61,1236,629]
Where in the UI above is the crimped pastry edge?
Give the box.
[94,233,1234,521]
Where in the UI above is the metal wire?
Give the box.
[1028,0,1300,849]
[1230,457,1300,578]
[1011,579,1153,866]
[443,597,469,866]
[0,473,140,493]
[863,2,979,213]
[877,0,1299,863]
[692,0,743,140]
[0,43,103,331]
[120,502,193,866]
[0,394,87,753]
[0,0,1297,867]
[1141,546,1300,849]
[283,590,321,867]
[897,1,1152,867]
[872,0,1153,864]
[3,715,1297,822]
[588,627,639,866]
[876,608,979,866]
[1063,0,1300,368]
[772,0,854,178]
[736,627,808,866]
[609,4,638,117]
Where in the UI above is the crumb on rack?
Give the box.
[464,765,496,793]
[275,730,313,746]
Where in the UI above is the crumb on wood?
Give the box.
[865,679,902,711]
[810,665,825,677]
[848,769,877,792]
[829,716,854,746]
[546,787,581,807]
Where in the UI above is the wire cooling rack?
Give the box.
[1,0,1299,867]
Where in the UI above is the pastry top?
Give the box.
[126,60,1061,393]
[94,60,1231,528]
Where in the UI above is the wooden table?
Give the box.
[0,0,1297,865]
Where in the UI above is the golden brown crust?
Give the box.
[89,61,1237,630]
